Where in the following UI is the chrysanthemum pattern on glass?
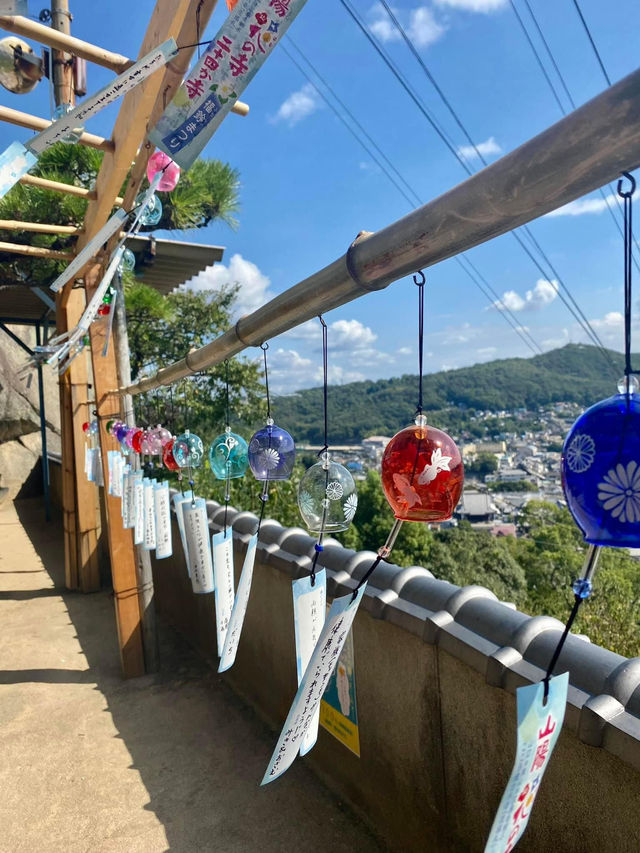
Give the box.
[343,493,357,522]
[299,491,315,517]
[326,481,344,500]
[566,433,596,473]
[598,461,640,523]
[260,447,280,469]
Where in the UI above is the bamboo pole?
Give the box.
[0,106,113,151]
[18,173,124,204]
[0,219,80,234]
[0,240,72,259]
[120,63,640,397]
[0,14,132,72]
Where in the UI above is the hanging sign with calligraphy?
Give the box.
[149,0,310,169]
[183,498,215,593]
[484,673,568,853]
[213,527,235,655]
[319,611,360,757]
[143,479,157,550]
[134,476,145,545]
[121,469,132,526]
[262,586,366,785]
[172,490,195,574]
[292,570,326,756]
[219,532,258,673]
[27,40,177,155]
[154,480,172,559]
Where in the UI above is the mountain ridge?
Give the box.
[274,344,631,443]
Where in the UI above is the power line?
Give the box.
[509,0,566,114]
[352,0,618,376]
[571,0,612,86]
[283,36,543,357]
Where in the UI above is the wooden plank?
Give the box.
[0,106,113,152]
[19,174,124,205]
[0,14,131,73]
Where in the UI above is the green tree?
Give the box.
[465,452,498,477]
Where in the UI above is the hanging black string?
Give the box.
[225,359,231,428]
[261,343,272,422]
[223,359,231,536]
[618,172,636,384]
[414,270,426,416]
[309,316,330,586]
[319,316,329,456]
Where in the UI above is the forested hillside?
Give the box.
[275,344,630,442]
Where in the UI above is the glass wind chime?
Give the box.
[297,317,358,567]
[208,360,249,527]
[248,343,296,523]
[356,272,464,593]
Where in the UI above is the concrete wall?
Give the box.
[150,497,640,853]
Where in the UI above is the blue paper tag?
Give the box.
[292,570,326,755]
[484,672,569,852]
[0,141,36,200]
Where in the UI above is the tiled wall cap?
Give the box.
[344,551,378,580]
[485,646,524,688]
[604,658,640,711]
[389,566,433,595]
[315,542,357,572]
[354,559,405,593]
[400,575,460,612]
[509,614,565,655]
[454,596,528,648]
[369,588,399,620]
[205,500,220,518]
[444,585,497,619]
[578,694,626,747]
[277,528,316,555]
[209,504,239,527]
[255,518,284,546]
[232,510,259,534]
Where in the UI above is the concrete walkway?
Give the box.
[0,499,384,853]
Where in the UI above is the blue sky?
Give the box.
[3,0,640,392]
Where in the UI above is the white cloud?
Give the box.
[397,346,412,355]
[476,346,497,356]
[492,279,559,312]
[545,193,618,218]
[434,0,507,11]
[185,253,272,318]
[369,4,445,48]
[590,311,624,330]
[284,318,378,352]
[457,136,502,161]
[270,83,322,127]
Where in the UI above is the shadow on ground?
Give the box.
[13,498,384,853]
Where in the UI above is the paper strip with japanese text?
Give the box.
[183,498,214,593]
[49,209,127,293]
[0,141,37,200]
[484,673,568,853]
[154,481,172,559]
[292,570,326,756]
[213,527,235,655]
[219,532,258,673]
[27,39,177,155]
[149,0,310,169]
[262,586,366,785]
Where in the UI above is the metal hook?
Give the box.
[617,171,636,198]
[318,314,327,328]
[260,341,269,352]
[413,270,426,286]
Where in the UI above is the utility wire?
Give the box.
[571,0,612,85]
[284,36,543,357]
[349,0,617,376]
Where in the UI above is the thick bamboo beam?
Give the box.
[0,240,72,259]
[0,14,131,72]
[0,219,80,235]
[0,105,113,151]
[120,64,640,397]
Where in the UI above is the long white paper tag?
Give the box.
[93,448,103,486]
[27,40,177,155]
[133,475,145,544]
[213,527,234,655]
[262,586,366,785]
[484,673,569,853]
[121,469,131,524]
[84,444,92,477]
[49,209,127,293]
[154,481,172,559]
[172,490,194,574]
[111,454,124,498]
[0,140,37,200]
[143,480,156,550]
[292,570,327,756]
[219,532,258,673]
[183,498,214,593]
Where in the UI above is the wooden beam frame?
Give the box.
[0,219,81,235]
[0,106,113,151]
[19,174,123,205]
[0,240,72,259]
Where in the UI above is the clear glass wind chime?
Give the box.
[297,317,358,574]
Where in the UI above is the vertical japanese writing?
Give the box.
[292,570,327,756]
[213,528,235,655]
[143,481,156,550]
[219,533,258,673]
[183,499,214,593]
[154,482,172,559]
